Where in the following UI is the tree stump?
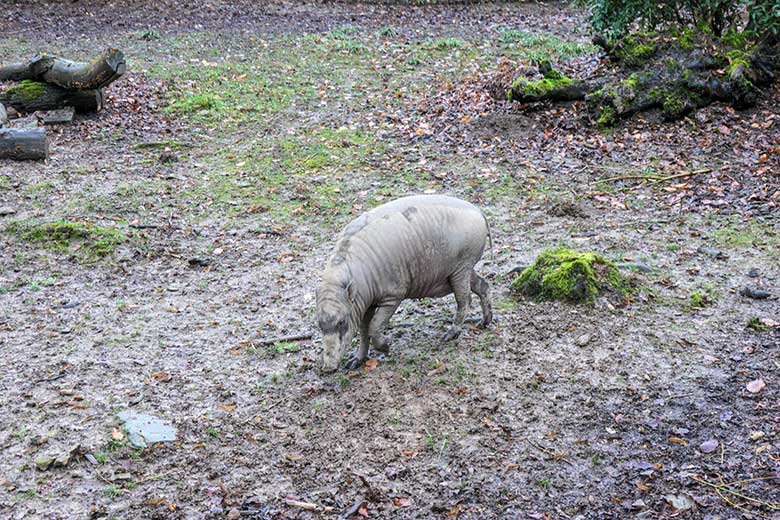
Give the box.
[0,127,48,160]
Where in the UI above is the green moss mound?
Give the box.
[7,220,125,260]
[512,248,631,303]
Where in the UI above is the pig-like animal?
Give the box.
[316,195,493,372]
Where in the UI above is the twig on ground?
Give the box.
[255,333,313,346]
[526,439,574,466]
[285,499,333,512]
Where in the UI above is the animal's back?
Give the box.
[332,195,489,299]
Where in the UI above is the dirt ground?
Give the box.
[1,1,779,519]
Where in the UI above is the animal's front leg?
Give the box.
[442,272,472,342]
[346,308,374,370]
[368,301,401,354]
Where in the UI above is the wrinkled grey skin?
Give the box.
[316,195,493,372]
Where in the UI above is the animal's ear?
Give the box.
[346,279,355,302]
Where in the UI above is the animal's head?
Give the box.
[316,279,356,373]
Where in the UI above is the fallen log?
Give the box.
[0,127,48,160]
[0,80,103,113]
[0,49,125,90]
[504,31,780,126]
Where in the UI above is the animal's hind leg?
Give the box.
[442,270,472,342]
[368,301,400,354]
[470,270,493,328]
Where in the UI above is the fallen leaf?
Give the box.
[285,454,303,461]
[669,437,687,446]
[747,378,766,393]
[221,404,237,412]
[111,428,124,441]
[358,505,370,518]
[392,497,411,507]
[699,439,718,453]
[151,372,172,383]
[665,494,694,511]
[636,482,651,491]
[364,358,378,373]
[447,503,461,516]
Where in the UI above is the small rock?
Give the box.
[746,378,766,393]
[631,499,646,510]
[53,444,80,467]
[748,268,760,278]
[117,411,177,448]
[84,453,99,465]
[158,150,178,163]
[35,456,54,471]
[227,509,241,520]
[188,258,210,267]
[699,439,718,453]
[697,245,728,260]
[750,431,765,441]
[576,333,592,347]
[740,286,771,300]
[0,207,16,216]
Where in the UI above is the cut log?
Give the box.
[0,49,125,90]
[39,107,75,125]
[0,104,6,127]
[0,128,48,160]
[0,81,103,113]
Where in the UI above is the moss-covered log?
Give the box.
[508,62,589,102]
[0,49,125,90]
[0,128,48,161]
[0,80,104,113]
[504,31,780,126]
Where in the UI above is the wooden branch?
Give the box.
[255,333,314,347]
[284,499,333,512]
[0,49,125,90]
[0,81,103,113]
[0,128,48,160]
[592,168,712,186]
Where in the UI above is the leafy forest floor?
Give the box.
[0,1,778,518]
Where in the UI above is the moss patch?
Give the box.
[7,220,125,260]
[511,248,630,304]
[747,317,770,332]
[3,80,47,102]
[613,35,656,67]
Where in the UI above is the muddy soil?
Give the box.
[1,2,778,519]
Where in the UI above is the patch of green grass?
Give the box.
[431,37,464,50]
[747,317,770,332]
[28,277,57,292]
[272,341,301,354]
[166,92,223,115]
[337,374,351,388]
[95,452,109,464]
[0,175,10,190]
[14,427,29,441]
[688,284,718,309]
[103,486,122,499]
[207,427,220,439]
[6,220,125,260]
[537,478,553,490]
[497,28,597,61]
[713,218,778,249]
[16,488,38,500]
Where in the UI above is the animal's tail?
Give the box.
[482,211,494,263]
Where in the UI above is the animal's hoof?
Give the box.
[441,327,461,342]
[478,316,493,329]
[345,356,366,370]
